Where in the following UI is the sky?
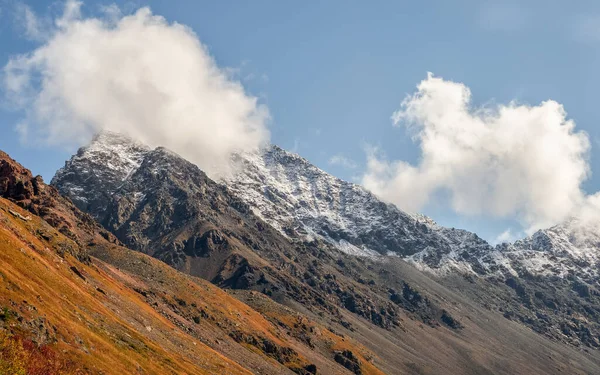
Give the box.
[2,0,600,242]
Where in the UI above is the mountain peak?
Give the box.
[51,132,600,283]
[49,134,600,352]
[51,132,151,220]
[226,142,494,264]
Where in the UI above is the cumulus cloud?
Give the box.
[2,0,270,178]
[362,73,591,233]
[329,154,357,169]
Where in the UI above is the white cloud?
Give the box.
[3,0,270,178]
[14,2,46,41]
[362,73,591,234]
[98,3,122,23]
[493,229,518,245]
[329,154,357,169]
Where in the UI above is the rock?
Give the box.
[334,350,362,375]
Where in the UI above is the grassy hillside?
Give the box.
[0,197,384,374]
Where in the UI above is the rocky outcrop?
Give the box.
[0,151,120,261]
[334,350,362,375]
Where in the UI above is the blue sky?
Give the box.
[2,0,600,241]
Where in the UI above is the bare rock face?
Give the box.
[0,150,44,203]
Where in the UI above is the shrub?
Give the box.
[0,330,81,375]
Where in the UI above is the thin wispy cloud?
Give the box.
[329,154,357,169]
[223,60,268,85]
[14,2,48,41]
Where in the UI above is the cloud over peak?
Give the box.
[363,73,591,233]
[3,1,270,178]
[329,154,358,169]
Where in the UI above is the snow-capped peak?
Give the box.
[51,132,600,283]
[225,144,492,261]
[51,131,151,219]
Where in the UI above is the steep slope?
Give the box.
[53,133,452,332]
[226,145,600,348]
[49,132,600,373]
[5,198,598,375]
[1,149,119,260]
[1,149,390,375]
[0,198,249,374]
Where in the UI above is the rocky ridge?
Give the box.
[51,132,600,349]
[53,132,460,333]
[226,145,600,284]
[50,131,600,286]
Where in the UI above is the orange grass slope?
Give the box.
[0,196,385,374]
[229,289,387,375]
[0,197,252,374]
[0,149,390,375]
[90,238,389,375]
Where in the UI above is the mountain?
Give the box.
[227,145,493,266]
[226,145,600,283]
[52,132,450,331]
[498,219,600,281]
[51,132,151,222]
[224,144,600,348]
[2,148,398,374]
[53,134,600,283]
[49,132,600,373]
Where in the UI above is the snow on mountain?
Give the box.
[226,145,600,282]
[496,219,600,281]
[51,132,600,283]
[51,131,150,219]
[226,145,493,264]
